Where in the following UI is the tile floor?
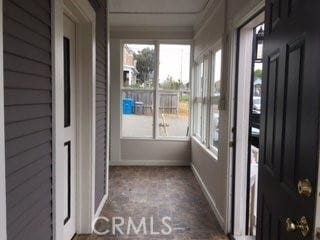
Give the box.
[78,167,228,240]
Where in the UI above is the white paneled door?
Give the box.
[63,14,77,240]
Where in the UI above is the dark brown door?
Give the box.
[257,0,320,239]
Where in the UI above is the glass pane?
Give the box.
[212,49,222,96]
[158,44,191,137]
[121,43,155,138]
[121,90,154,138]
[123,44,155,89]
[256,40,263,60]
[252,63,262,115]
[201,58,209,142]
[210,104,219,150]
[193,102,202,137]
[158,92,190,137]
[255,24,265,60]
[64,37,71,127]
[193,62,203,137]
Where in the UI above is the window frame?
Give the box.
[209,48,223,155]
[192,40,223,159]
[120,40,193,140]
[120,41,156,139]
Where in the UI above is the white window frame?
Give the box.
[0,0,7,238]
[120,40,193,141]
[192,39,223,159]
[209,47,223,156]
[120,40,157,139]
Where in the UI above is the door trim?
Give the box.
[233,12,265,238]
[0,0,7,239]
[52,0,96,238]
[52,0,66,239]
[227,2,265,237]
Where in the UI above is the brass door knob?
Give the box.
[298,179,312,197]
[286,216,310,237]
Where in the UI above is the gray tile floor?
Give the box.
[78,167,228,240]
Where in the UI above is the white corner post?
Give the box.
[51,0,65,239]
[0,0,7,239]
[105,0,110,203]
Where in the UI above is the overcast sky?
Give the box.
[126,44,191,84]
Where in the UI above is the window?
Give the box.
[158,44,191,138]
[121,44,156,138]
[210,49,222,153]
[121,43,191,139]
[193,62,203,138]
[192,43,222,158]
[201,57,209,144]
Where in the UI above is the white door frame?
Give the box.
[226,2,265,238]
[233,23,254,237]
[52,0,96,238]
[0,0,7,239]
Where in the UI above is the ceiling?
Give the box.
[109,0,215,27]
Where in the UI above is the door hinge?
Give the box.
[229,141,235,148]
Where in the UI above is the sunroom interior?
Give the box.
[1,0,320,240]
[106,0,265,239]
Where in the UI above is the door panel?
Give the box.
[257,0,320,239]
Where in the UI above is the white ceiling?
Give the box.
[109,0,215,27]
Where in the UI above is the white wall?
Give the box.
[113,139,191,166]
[193,0,225,60]
[110,28,193,165]
[191,0,264,233]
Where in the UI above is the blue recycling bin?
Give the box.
[123,98,134,114]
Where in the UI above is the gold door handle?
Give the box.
[286,216,310,237]
[298,179,312,197]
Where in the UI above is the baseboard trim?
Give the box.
[110,160,191,166]
[191,164,225,231]
[94,193,108,219]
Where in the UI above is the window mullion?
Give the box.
[154,41,160,139]
[207,51,213,148]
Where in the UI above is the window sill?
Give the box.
[192,136,218,161]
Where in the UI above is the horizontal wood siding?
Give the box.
[3,0,52,239]
[90,0,107,211]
